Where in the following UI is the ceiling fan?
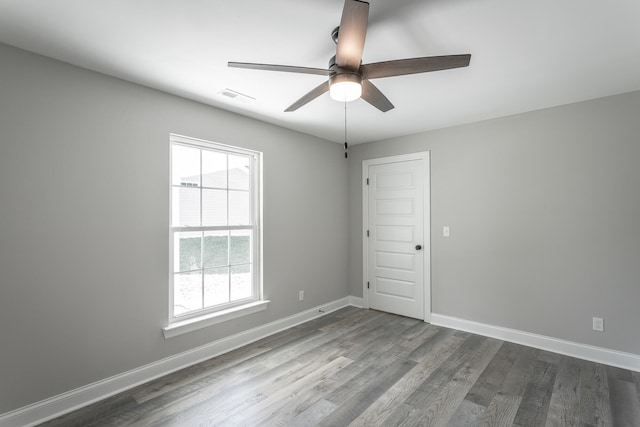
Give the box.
[228,0,471,112]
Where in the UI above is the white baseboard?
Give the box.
[347,295,364,308]
[431,313,640,373]
[0,296,357,427]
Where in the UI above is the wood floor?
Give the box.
[40,307,640,426]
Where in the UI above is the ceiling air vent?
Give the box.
[217,88,255,103]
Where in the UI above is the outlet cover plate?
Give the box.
[592,317,604,332]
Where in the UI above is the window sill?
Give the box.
[163,300,270,339]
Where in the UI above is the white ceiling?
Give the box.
[1,0,639,144]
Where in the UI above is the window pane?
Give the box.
[204,231,228,268]
[204,267,229,307]
[172,145,200,187]
[172,187,200,227]
[174,231,202,273]
[230,230,251,265]
[202,150,227,189]
[231,264,252,301]
[229,190,250,225]
[174,271,203,316]
[229,155,250,190]
[202,189,227,226]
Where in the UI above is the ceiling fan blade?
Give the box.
[228,62,330,76]
[335,0,369,70]
[361,54,471,79]
[284,80,330,112]
[361,80,394,112]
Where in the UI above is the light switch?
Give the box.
[443,226,450,237]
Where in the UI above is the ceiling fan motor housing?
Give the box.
[328,54,362,77]
[329,71,362,87]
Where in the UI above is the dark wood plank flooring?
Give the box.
[39,307,640,426]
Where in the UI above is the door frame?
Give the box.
[362,152,431,322]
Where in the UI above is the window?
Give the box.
[169,134,262,325]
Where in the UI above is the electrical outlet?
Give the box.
[592,317,604,332]
[299,291,304,301]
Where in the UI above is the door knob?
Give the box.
[415,244,422,250]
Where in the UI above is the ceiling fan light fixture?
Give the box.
[329,73,362,102]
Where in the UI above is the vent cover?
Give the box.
[217,88,255,103]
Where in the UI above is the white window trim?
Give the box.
[163,299,270,339]
[166,134,264,338]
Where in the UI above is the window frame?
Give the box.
[167,133,263,328]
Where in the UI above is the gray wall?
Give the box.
[349,90,640,356]
[0,43,349,414]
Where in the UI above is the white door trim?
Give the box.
[362,152,431,322]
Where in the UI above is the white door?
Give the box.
[364,153,430,320]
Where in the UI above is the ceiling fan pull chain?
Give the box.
[344,100,349,159]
